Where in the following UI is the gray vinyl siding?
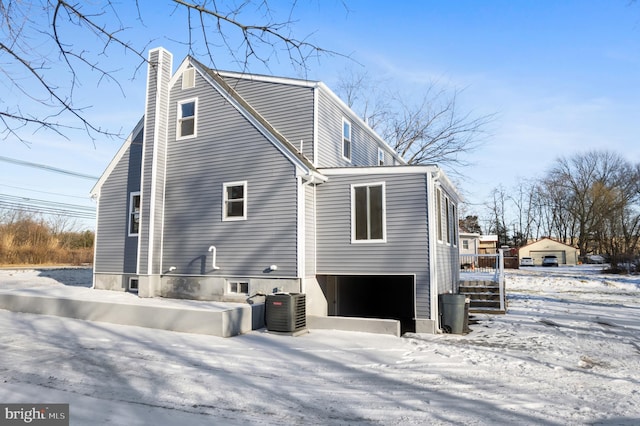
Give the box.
[160,72,299,277]
[305,183,316,277]
[316,88,389,168]
[123,135,143,273]
[436,243,459,294]
[434,187,460,294]
[220,76,315,162]
[316,172,432,316]
[94,129,143,273]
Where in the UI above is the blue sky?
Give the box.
[1,0,639,229]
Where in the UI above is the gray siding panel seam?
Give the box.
[159,75,300,277]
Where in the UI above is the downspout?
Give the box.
[299,175,321,294]
[427,170,440,330]
[298,177,307,293]
[91,192,99,289]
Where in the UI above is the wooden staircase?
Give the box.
[459,280,506,314]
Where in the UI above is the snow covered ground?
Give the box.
[0,266,638,425]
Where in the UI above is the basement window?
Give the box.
[129,277,139,293]
[227,281,249,295]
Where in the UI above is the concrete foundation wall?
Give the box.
[96,273,300,303]
[93,274,128,291]
[415,319,438,334]
[307,315,401,337]
[303,277,329,316]
[0,293,256,337]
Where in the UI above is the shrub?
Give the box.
[0,214,94,265]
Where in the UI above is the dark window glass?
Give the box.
[354,184,384,241]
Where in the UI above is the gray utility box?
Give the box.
[439,293,469,334]
[265,293,306,333]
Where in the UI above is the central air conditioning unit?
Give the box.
[265,293,306,333]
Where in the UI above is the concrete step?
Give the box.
[459,280,499,287]
[459,286,500,294]
[469,307,506,315]
[469,300,502,308]
[463,293,501,301]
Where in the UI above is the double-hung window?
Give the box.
[223,181,247,221]
[378,148,385,166]
[445,197,451,244]
[177,99,197,139]
[352,183,386,242]
[128,192,140,236]
[436,188,443,242]
[342,118,351,161]
[451,203,458,247]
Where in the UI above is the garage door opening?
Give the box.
[318,275,415,334]
[531,250,566,265]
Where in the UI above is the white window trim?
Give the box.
[342,117,352,162]
[452,202,458,247]
[351,182,387,244]
[226,280,249,295]
[377,147,385,166]
[436,188,443,242]
[128,277,139,293]
[176,98,198,140]
[222,181,248,221]
[128,191,140,237]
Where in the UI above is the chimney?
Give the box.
[138,48,173,280]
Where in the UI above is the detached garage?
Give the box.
[518,237,579,266]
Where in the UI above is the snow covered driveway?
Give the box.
[0,266,638,425]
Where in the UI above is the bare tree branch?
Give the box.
[173,0,347,74]
[336,68,496,172]
[0,0,341,143]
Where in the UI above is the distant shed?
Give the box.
[518,237,579,266]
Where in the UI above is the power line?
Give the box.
[0,183,89,200]
[0,155,99,180]
[0,193,95,220]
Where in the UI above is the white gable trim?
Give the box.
[189,59,326,183]
[216,70,318,88]
[217,70,405,167]
[90,117,144,198]
[316,82,406,166]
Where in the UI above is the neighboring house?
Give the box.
[91,48,461,334]
[518,237,579,266]
[479,235,498,254]
[459,232,480,255]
